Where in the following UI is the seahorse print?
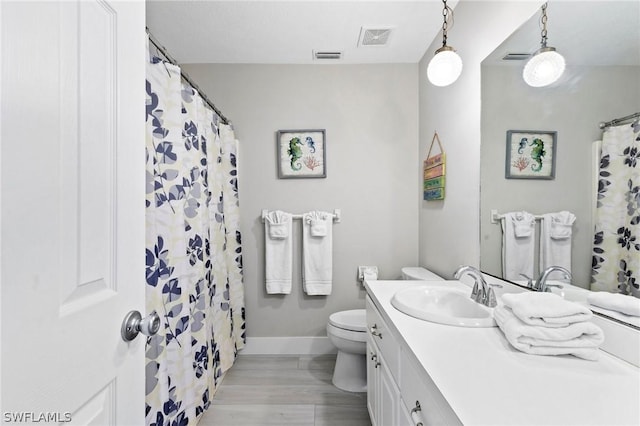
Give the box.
[305,136,316,153]
[287,137,303,171]
[518,137,528,154]
[529,138,546,172]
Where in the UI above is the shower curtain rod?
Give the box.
[146,28,230,125]
[599,112,640,129]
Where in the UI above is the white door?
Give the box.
[1,1,146,424]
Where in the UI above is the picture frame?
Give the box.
[277,129,326,179]
[505,130,557,179]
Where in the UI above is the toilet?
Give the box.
[326,309,368,392]
[401,266,444,281]
[326,267,444,392]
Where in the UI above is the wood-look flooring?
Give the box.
[198,354,371,426]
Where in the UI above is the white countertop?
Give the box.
[365,280,640,426]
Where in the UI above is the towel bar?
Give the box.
[261,209,341,223]
[490,209,544,224]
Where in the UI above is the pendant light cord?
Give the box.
[440,0,454,48]
[540,2,548,48]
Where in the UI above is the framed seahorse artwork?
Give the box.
[505,130,557,179]
[276,129,326,178]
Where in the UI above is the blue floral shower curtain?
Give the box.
[591,120,640,298]
[145,57,245,425]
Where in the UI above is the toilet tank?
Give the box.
[401,267,444,281]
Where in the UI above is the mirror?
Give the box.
[480,1,640,324]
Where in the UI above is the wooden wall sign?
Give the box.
[423,132,446,201]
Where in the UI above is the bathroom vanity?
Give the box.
[364,280,640,426]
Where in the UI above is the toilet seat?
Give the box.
[328,309,366,332]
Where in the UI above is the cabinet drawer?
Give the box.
[400,354,461,426]
[366,296,400,381]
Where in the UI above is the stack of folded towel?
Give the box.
[587,292,640,327]
[587,292,640,317]
[495,292,604,360]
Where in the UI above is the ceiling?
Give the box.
[146,1,640,66]
[484,1,640,67]
[145,0,457,64]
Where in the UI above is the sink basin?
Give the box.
[391,285,497,327]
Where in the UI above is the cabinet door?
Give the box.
[379,356,398,426]
[367,340,380,426]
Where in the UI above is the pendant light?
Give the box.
[523,2,565,87]
[427,0,462,87]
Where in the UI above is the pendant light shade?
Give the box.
[427,0,462,87]
[427,46,463,87]
[523,3,565,87]
[523,47,565,87]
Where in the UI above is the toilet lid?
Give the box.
[402,267,444,281]
[329,309,366,332]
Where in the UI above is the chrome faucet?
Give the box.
[453,265,497,308]
[534,266,572,292]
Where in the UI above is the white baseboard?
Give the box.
[240,336,337,355]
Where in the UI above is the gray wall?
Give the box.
[182,64,419,337]
[417,1,542,278]
[480,65,640,287]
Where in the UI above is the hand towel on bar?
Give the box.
[501,292,592,327]
[264,210,293,294]
[310,218,328,236]
[587,291,640,317]
[302,211,333,295]
[500,211,535,281]
[494,306,604,360]
[539,211,576,279]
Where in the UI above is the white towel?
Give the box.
[540,211,576,279]
[494,306,604,361]
[500,211,535,281]
[587,291,640,317]
[302,211,333,295]
[310,218,327,237]
[501,292,592,327]
[264,210,293,294]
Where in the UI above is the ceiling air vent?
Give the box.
[313,50,343,60]
[502,53,531,61]
[359,28,393,47]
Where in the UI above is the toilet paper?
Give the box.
[362,267,378,281]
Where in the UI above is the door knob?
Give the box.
[121,310,160,342]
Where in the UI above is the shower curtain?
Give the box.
[591,120,640,298]
[144,56,245,426]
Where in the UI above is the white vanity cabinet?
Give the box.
[366,295,461,426]
[366,296,403,426]
[365,280,640,425]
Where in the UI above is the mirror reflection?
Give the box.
[480,1,640,324]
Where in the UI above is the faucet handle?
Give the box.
[470,281,485,304]
[519,273,534,288]
[485,287,497,307]
[470,281,480,298]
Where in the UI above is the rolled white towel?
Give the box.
[309,218,328,237]
[587,292,640,317]
[501,292,592,328]
[494,306,604,361]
